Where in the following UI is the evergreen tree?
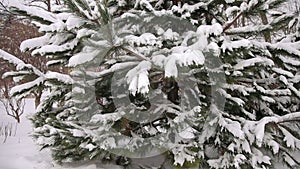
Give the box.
[4,0,300,168]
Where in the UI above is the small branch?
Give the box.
[277,118,300,124]
[276,112,300,124]
[46,0,51,11]
[6,113,16,119]
[259,11,271,42]
[55,0,61,5]
[0,2,18,16]
[119,46,150,61]
[0,80,25,123]
[223,12,243,32]
[26,4,48,11]
[238,77,278,84]
[261,112,300,126]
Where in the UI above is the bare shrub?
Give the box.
[0,80,25,123]
[0,122,17,143]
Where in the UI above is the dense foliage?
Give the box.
[2,0,300,168]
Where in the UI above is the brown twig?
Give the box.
[0,81,25,123]
[223,12,243,32]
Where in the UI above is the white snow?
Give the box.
[8,0,57,23]
[233,57,274,70]
[84,144,97,151]
[164,54,178,77]
[90,112,125,124]
[162,29,179,41]
[71,129,86,137]
[272,42,300,57]
[20,35,50,52]
[221,39,251,52]
[272,68,294,78]
[225,6,240,17]
[125,33,161,46]
[217,88,245,106]
[267,140,280,154]
[68,47,103,67]
[227,25,271,34]
[172,145,196,166]
[178,127,196,139]
[32,40,78,56]
[280,126,300,149]
[171,2,205,14]
[10,77,45,98]
[66,15,86,30]
[0,99,122,169]
[152,54,166,68]
[177,49,205,67]
[0,98,298,169]
[197,23,223,36]
[126,60,152,95]
[0,50,45,80]
[278,55,300,66]
[46,72,74,84]
[0,99,54,169]
[0,49,24,66]
[164,48,205,78]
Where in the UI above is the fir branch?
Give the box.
[276,112,300,124]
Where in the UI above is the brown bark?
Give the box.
[223,12,243,32]
[259,12,271,43]
[241,14,245,27]
[121,117,132,136]
[55,0,61,5]
[34,91,42,108]
[47,0,51,11]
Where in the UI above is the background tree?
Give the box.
[0,0,43,122]
[4,0,300,169]
[25,0,61,12]
[0,0,65,109]
[0,74,25,123]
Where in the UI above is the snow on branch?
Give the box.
[8,0,56,23]
[9,77,45,99]
[0,49,44,79]
[20,35,51,52]
[247,111,300,147]
[0,49,24,66]
[46,71,74,85]
[279,126,300,150]
[233,57,274,70]
[268,42,300,57]
[277,112,300,124]
[126,60,152,95]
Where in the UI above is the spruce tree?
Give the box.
[4,0,300,168]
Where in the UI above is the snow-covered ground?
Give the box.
[0,98,120,169]
[0,98,53,169]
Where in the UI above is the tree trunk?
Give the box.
[260,12,271,43]
[15,115,20,123]
[34,91,42,109]
[47,0,51,11]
